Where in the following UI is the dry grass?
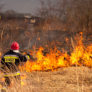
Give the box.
[6,66,92,92]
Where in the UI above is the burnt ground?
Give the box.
[7,67,92,92]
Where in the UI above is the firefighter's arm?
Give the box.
[19,53,35,62]
[26,53,36,61]
[19,53,31,62]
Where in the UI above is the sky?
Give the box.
[0,0,41,14]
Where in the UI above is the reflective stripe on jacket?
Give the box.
[1,50,29,72]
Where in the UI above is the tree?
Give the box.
[37,0,92,34]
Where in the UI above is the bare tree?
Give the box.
[37,0,92,34]
[66,0,92,33]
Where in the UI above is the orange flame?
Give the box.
[19,47,70,72]
[18,33,92,72]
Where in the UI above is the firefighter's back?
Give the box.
[1,50,22,72]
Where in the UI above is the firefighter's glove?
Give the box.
[25,54,31,61]
[26,53,36,61]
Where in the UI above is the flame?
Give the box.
[82,44,92,67]
[19,47,70,72]
[19,33,92,72]
[70,34,84,65]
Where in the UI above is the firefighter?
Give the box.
[1,41,31,87]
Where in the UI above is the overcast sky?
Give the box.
[0,0,42,14]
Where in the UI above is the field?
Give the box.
[0,22,92,92]
[0,6,92,91]
[6,67,92,92]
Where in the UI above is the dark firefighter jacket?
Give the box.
[1,50,30,72]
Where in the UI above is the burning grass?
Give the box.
[19,33,92,72]
[0,33,92,92]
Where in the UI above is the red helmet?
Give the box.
[11,41,19,50]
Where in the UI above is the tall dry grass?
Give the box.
[2,67,91,92]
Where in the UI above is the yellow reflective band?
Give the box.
[4,56,19,59]
[4,56,19,63]
[26,55,30,60]
[4,72,20,77]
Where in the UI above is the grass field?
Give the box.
[5,66,92,92]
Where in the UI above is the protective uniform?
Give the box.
[1,50,30,72]
[1,41,30,87]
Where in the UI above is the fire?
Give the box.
[19,33,92,72]
[19,47,70,72]
[70,34,84,65]
[82,44,92,67]
[70,34,92,67]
